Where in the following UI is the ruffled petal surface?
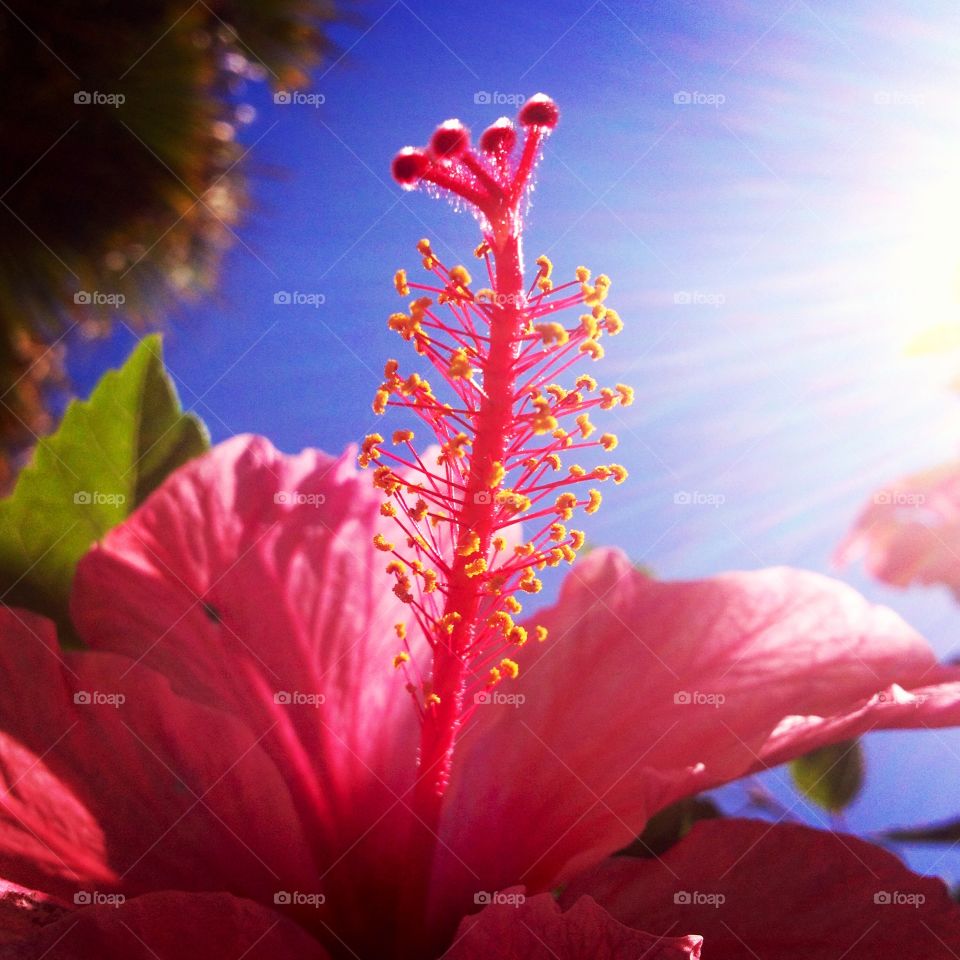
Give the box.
[563,818,960,958]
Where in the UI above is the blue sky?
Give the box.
[69,0,960,880]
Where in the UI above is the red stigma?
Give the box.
[518,93,560,129]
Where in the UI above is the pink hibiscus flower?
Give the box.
[837,458,960,597]
[3,95,960,959]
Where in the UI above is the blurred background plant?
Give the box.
[0,0,344,490]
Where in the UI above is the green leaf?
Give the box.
[621,795,721,858]
[789,738,864,813]
[0,335,208,640]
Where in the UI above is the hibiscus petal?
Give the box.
[0,891,329,959]
[836,458,960,596]
[0,607,318,905]
[562,818,960,958]
[445,891,701,959]
[438,548,960,920]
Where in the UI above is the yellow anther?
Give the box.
[519,575,542,594]
[546,384,567,402]
[449,264,472,287]
[580,339,604,360]
[599,433,618,451]
[487,460,506,489]
[373,533,394,552]
[373,389,390,414]
[492,535,507,551]
[535,254,553,279]
[552,428,573,448]
[438,432,472,464]
[488,666,502,686]
[561,544,576,563]
[592,304,607,320]
[395,623,406,639]
[610,463,628,484]
[394,269,410,296]
[458,531,482,557]
[499,658,520,680]
[475,288,495,302]
[438,612,462,634]
[426,693,441,707]
[535,322,569,347]
[576,414,595,438]
[488,611,514,635]
[392,429,414,445]
[393,577,413,603]
[465,557,488,578]
[447,348,474,380]
[514,541,536,557]
[531,397,559,435]
[536,625,548,643]
[575,266,590,283]
[580,314,600,338]
[393,652,410,669]
[616,384,635,406]
[496,489,532,514]
[359,433,384,468]
[505,596,522,614]
[411,499,429,522]
[604,309,623,335]
[593,466,612,481]
[373,467,402,494]
[585,489,602,514]
[549,523,567,542]
[386,560,406,575]
[555,492,578,520]
[599,387,618,410]
[474,241,490,258]
[380,501,397,518]
[545,453,562,471]
[537,277,553,293]
[568,464,587,478]
[575,374,597,392]
[570,529,586,550]
[508,625,528,646]
[417,238,433,255]
[422,569,438,593]
[384,358,400,378]
[547,547,564,566]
